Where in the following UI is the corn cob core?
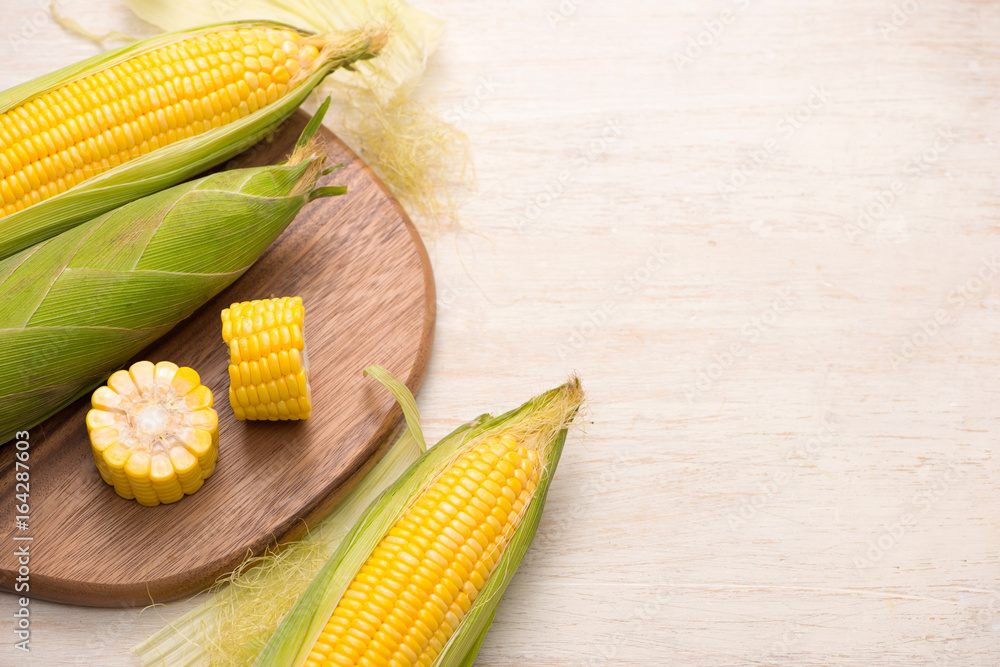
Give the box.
[222,296,312,421]
[304,434,540,667]
[86,361,219,507]
[0,27,322,218]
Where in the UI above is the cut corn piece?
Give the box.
[222,296,311,420]
[86,360,218,506]
[304,434,539,667]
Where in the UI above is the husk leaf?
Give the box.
[253,376,584,667]
[364,364,426,451]
[0,108,340,445]
[0,23,381,260]
[133,427,427,667]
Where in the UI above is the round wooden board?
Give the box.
[0,111,435,607]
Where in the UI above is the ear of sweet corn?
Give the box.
[0,22,385,259]
[254,374,584,667]
[304,433,539,667]
[0,102,338,446]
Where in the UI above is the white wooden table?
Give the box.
[1,0,998,664]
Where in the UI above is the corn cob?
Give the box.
[0,23,385,259]
[306,433,538,666]
[0,104,340,446]
[255,375,584,667]
[87,361,218,506]
[222,296,312,421]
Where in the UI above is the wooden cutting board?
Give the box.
[0,111,435,607]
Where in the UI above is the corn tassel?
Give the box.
[255,372,584,667]
[0,22,385,260]
[0,102,340,446]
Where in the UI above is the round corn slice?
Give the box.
[86,361,219,507]
[221,296,312,421]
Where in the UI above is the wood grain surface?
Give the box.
[0,0,999,665]
[0,111,435,607]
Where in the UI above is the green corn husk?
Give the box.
[0,22,384,260]
[134,426,429,667]
[253,371,585,667]
[0,101,340,446]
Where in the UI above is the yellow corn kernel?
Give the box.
[302,435,539,667]
[221,296,311,421]
[86,360,219,507]
[0,26,315,219]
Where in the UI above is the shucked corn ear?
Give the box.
[305,434,538,666]
[0,103,341,446]
[0,22,385,259]
[87,361,218,506]
[223,296,312,420]
[255,372,584,667]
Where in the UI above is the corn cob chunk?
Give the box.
[222,296,312,421]
[86,361,218,506]
[0,27,324,219]
[303,434,539,667]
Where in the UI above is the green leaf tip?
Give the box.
[309,186,347,202]
[364,365,427,453]
[295,96,332,152]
